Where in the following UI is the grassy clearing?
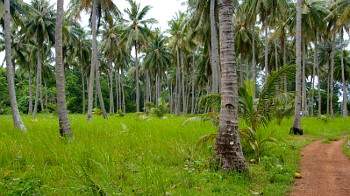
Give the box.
[1,114,350,195]
[344,137,350,159]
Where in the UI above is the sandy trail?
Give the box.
[290,137,350,196]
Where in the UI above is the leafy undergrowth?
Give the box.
[1,114,350,195]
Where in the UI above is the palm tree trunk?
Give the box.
[4,0,26,131]
[95,63,108,119]
[44,81,48,110]
[327,73,330,115]
[275,39,278,71]
[182,54,186,116]
[245,53,249,80]
[175,46,181,116]
[210,0,220,93]
[33,42,42,118]
[55,0,72,137]
[81,65,86,114]
[215,0,248,172]
[265,21,269,78]
[330,34,335,118]
[40,73,44,111]
[317,58,321,116]
[135,43,140,112]
[302,40,306,117]
[109,53,114,114]
[252,18,257,97]
[86,0,97,121]
[341,29,348,117]
[311,30,318,116]
[292,0,302,131]
[282,32,287,92]
[121,72,126,113]
[240,53,243,86]
[146,69,151,103]
[28,69,33,114]
[115,72,119,110]
[191,53,196,115]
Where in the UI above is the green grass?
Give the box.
[1,114,350,195]
[322,136,340,143]
[344,137,350,159]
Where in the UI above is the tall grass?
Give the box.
[1,114,350,195]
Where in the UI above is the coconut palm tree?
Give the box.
[144,29,171,105]
[291,0,303,134]
[215,0,248,172]
[4,0,26,130]
[24,0,55,118]
[68,0,119,121]
[168,12,189,116]
[123,0,157,112]
[328,0,349,117]
[55,0,71,137]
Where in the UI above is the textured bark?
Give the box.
[28,70,33,114]
[330,34,335,118]
[4,0,26,131]
[292,0,302,130]
[135,43,140,112]
[86,0,97,121]
[341,29,348,117]
[55,0,72,137]
[215,0,248,172]
[210,0,220,93]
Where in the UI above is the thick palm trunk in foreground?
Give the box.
[4,0,26,131]
[291,0,303,133]
[215,0,248,172]
[55,0,72,137]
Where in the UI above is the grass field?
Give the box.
[1,114,350,195]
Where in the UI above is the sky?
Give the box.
[25,0,187,31]
[0,0,187,64]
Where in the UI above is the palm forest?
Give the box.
[1,0,350,195]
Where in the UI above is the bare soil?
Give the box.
[290,137,350,196]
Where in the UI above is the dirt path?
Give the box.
[290,137,350,196]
